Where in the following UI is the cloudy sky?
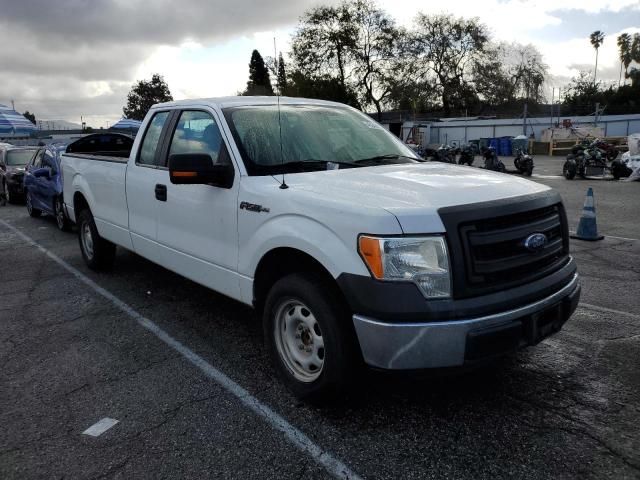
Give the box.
[1,0,639,127]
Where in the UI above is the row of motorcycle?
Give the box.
[420,144,534,176]
[562,138,631,180]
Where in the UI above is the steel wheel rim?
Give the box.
[81,222,94,259]
[26,192,32,213]
[55,199,65,228]
[274,299,325,382]
[5,183,10,203]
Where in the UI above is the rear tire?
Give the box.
[77,209,116,270]
[54,196,71,232]
[563,161,576,180]
[26,190,41,217]
[263,272,360,403]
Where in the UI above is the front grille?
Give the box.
[438,194,570,298]
[462,204,566,285]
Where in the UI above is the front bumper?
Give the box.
[352,273,580,370]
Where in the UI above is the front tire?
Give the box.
[26,190,41,217]
[263,272,360,403]
[77,209,116,270]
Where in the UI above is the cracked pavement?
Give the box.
[1,161,639,479]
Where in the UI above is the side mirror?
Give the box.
[33,167,50,178]
[168,153,234,188]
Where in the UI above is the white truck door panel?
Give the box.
[155,109,241,300]
[126,110,172,255]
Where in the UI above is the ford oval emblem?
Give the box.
[524,233,548,252]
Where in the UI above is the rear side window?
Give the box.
[31,150,44,168]
[168,110,229,165]
[138,111,170,166]
[6,149,36,166]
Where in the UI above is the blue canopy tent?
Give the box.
[0,104,37,137]
[111,118,142,131]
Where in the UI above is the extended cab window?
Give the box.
[138,111,170,166]
[168,110,229,165]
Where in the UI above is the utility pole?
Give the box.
[522,103,528,136]
[550,88,554,128]
[11,99,15,111]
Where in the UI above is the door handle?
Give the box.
[155,184,167,202]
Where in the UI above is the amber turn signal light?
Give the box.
[358,236,383,279]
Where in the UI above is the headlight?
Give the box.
[358,235,451,298]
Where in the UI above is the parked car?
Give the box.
[23,143,72,230]
[62,97,580,402]
[0,145,38,204]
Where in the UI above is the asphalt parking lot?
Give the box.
[1,158,639,479]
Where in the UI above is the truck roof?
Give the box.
[151,96,347,111]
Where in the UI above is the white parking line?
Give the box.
[0,220,362,480]
[83,418,119,437]
[580,303,640,321]
[569,231,640,242]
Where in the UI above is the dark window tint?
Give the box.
[168,110,229,165]
[66,134,133,156]
[139,112,170,166]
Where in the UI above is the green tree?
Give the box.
[410,14,489,115]
[589,30,605,84]
[22,111,36,125]
[291,0,400,119]
[277,53,288,94]
[244,50,274,96]
[286,70,360,108]
[123,74,173,121]
[291,4,357,90]
[617,33,632,86]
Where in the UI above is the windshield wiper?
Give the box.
[281,159,363,170]
[355,154,421,164]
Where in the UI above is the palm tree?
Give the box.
[590,30,605,84]
[617,33,632,86]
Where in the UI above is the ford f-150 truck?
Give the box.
[62,97,580,401]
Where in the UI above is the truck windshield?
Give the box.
[223,104,419,175]
[6,149,36,166]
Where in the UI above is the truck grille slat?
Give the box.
[438,196,570,298]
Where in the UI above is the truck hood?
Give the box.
[285,162,550,233]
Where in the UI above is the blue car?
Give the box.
[23,143,71,231]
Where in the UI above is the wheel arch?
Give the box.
[253,247,348,315]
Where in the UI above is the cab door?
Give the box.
[125,110,173,258]
[154,109,241,300]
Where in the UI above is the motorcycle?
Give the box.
[572,138,618,161]
[457,145,475,166]
[513,148,534,176]
[563,140,607,179]
[482,146,505,172]
[432,144,457,164]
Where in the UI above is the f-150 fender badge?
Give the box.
[240,201,270,213]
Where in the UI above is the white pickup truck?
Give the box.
[62,97,580,401]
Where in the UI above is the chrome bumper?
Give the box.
[352,274,580,370]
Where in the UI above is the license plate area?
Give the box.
[525,302,564,344]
